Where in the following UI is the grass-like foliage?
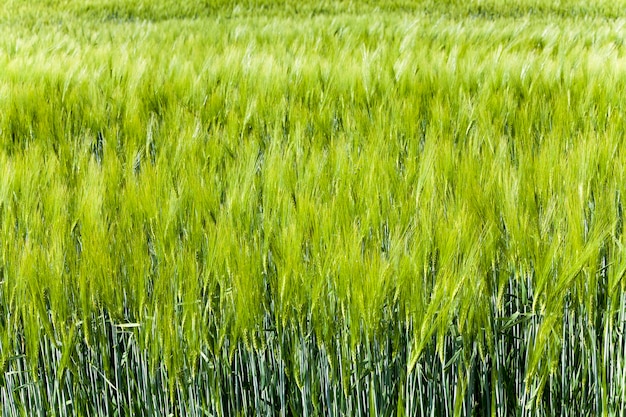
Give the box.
[2,0,626,415]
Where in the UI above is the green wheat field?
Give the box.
[2,0,626,415]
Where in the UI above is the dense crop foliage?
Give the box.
[2,0,626,415]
